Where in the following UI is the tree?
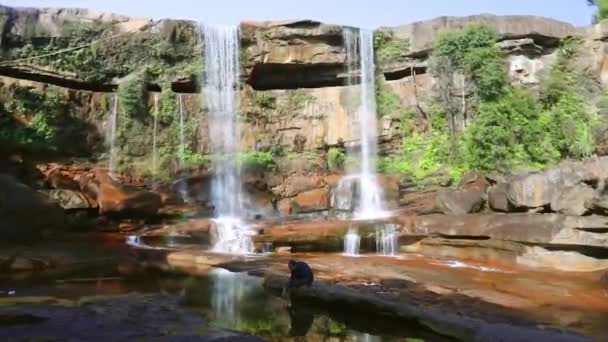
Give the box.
[588,0,608,23]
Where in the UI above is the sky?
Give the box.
[2,0,597,29]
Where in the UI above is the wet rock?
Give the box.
[0,174,66,241]
[330,177,356,211]
[45,168,80,190]
[378,175,401,206]
[272,175,324,198]
[435,175,489,215]
[550,184,595,216]
[291,188,330,213]
[96,170,161,217]
[277,198,292,216]
[44,189,93,210]
[601,272,608,289]
[517,247,608,272]
[263,274,589,342]
[275,246,292,254]
[395,213,608,248]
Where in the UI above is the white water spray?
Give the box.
[107,94,118,176]
[202,25,255,254]
[343,227,361,256]
[375,223,399,256]
[343,28,386,219]
[152,93,159,175]
[178,93,185,162]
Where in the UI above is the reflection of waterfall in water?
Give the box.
[152,93,159,176]
[350,332,382,342]
[375,224,399,256]
[107,94,118,175]
[201,25,255,254]
[210,268,254,327]
[343,28,385,220]
[343,227,361,256]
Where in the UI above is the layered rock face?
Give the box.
[2,6,608,259]
[4,8,601,161]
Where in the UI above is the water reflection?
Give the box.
[180,268,394,341]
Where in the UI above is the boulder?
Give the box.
[434,174,489,215]
[0,174,66,241]
[488,183,513,212]
[395,213,608,248]
[44,189,94,210]
[95,170,161,217]
[506,158,608,209]
[550,184,595,216]
[291,188,330,213]
[45,168,79,190]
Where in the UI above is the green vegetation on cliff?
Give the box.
[0,86,101,155]
[6,20,202,84]
[373,30,410,67]
[381,24,596,183]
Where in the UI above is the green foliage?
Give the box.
[238,151,276,171]
[177,147,212,168]
[541,39,581,108]
[9,21,112,82]
[327,321,347,336]
[327,148,346,171]
[8,20,200,83]
[546,93,596,158]
[117,72,148,118]
[589,0,608,23]
[462,89,559,170]
[0,87,73,152]
[434,25,506,100]
[374,30,410,66]
[254,92,276,111]
[159,82,176,124]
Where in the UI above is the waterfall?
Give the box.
[343,227,361,256]
[107,94,118,175]
[343,28,386,219]
[201,24,255,254]
[375,223,399,256]
[178,93,185,161]
[152,93,159,175]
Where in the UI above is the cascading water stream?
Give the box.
[178,93,185,162]
[107,94,118,176]
[375,223,399,256]
[343,28,386,220]
[152,93,159,176]
[343,227,361,256]
[201,24,255,254]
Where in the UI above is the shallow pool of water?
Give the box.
[0,235,449,341]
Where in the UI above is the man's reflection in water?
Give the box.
[288,300,314,338]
